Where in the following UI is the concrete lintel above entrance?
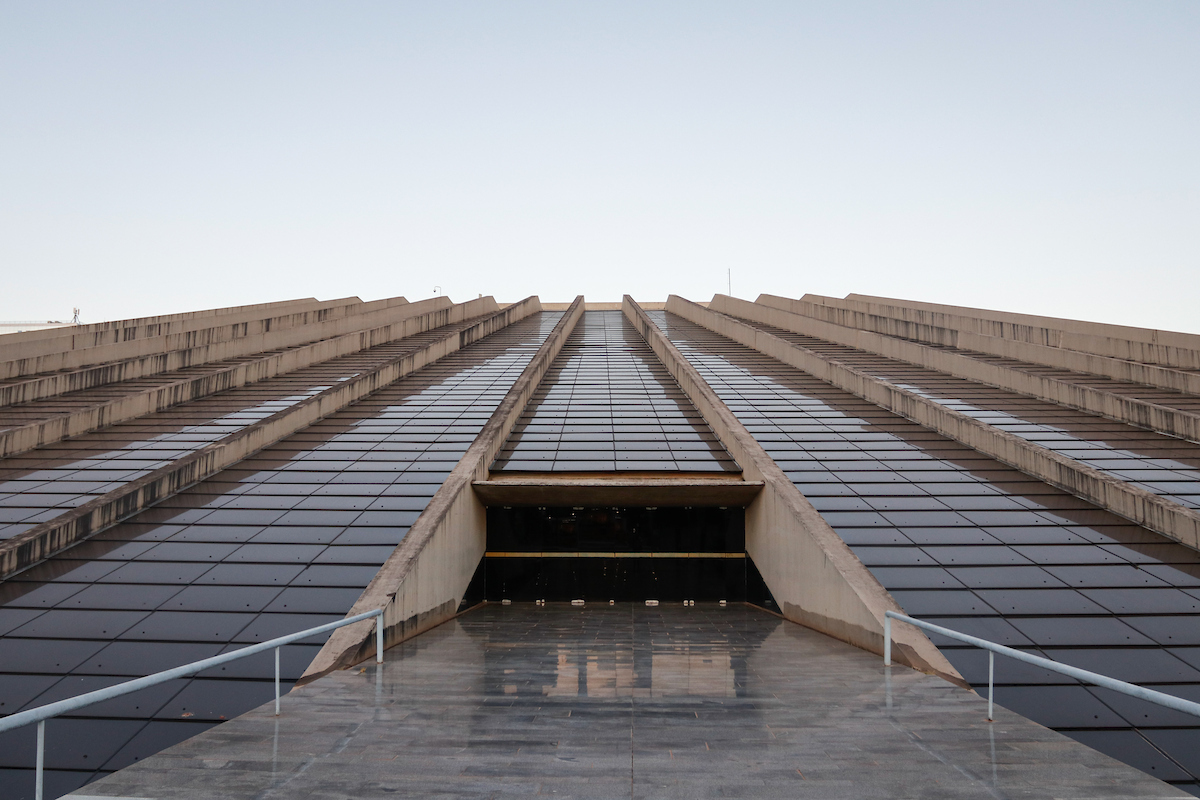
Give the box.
[472,473,763,507]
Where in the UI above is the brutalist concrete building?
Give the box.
[2,293,1200,798]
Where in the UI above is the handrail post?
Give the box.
[274,647,281,717]
[376,612,384,664]
[883,613,892,667]
[988,651,995,722]
[35,719,44,800]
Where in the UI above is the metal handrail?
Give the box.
[884,610,1200,723]
[0,607,385,800]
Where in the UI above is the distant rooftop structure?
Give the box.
[2,292,1200,798]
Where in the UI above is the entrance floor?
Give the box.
[69,603,1187,799]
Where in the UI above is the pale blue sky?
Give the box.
[2,1,1197,331]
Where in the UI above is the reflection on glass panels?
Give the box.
[492,311,737,473]
[0,313,561,800]
[730,315,1200,512]
[0,315,495,541]
[648,310,1200,795]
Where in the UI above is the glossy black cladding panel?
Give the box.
[647,310,1200,795]
[0,312,562,799]
[492,311,738,473]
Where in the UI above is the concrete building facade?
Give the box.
[2,293,1200,798]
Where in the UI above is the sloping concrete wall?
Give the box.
[835,293,1200,370]
[0,296,412,384]
[626,296,961,683]
[717,295,1200,445]
[676,296,1200,553]
[302,298,586,681]
[0,297,323,349]
[0,297,490,459]
[758,294,1200,395]
[0,298,543,581]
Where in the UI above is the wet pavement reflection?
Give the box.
[69,604,1188,800]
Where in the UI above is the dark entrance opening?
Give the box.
[464,506,775,605]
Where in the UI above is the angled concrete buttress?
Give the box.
[692,295,1200,553]
[0,297,542,581]
[300,297,586,681]
[622,296,962,683]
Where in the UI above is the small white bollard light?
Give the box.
[571,599,585,606]
[501,599,512,606]
[645,599,659,607]
[719,599,727,607]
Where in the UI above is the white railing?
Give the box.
[884,610,1200,722]
[0,608,385,800]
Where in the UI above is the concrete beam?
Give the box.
[0,297,323,349]
[472,475,763,507]
[0,297,352,365]
[757,294,1200,396]
[669,296,1200,554]
[715,295,1200,445]
[624,296,962,684]
[0,297,493,459]
[301,298,587,681]
[0,298,543,582]
[0,296,412,384]
[837,293,1200,371]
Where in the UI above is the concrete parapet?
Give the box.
[0,297,323,349]
[828,293,1200,371]
[0,297,496,459]
[756,294,1200,396]
[627,297,961,683]
[0,298,542,582]
[0,296,413,384]
[669,296,1200,555]
[0,297,346,363]
[720,295,1200,445]
[301,298,585,681]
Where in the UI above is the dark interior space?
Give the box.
[465,506,776,605]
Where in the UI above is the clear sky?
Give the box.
[2,1,1197,331]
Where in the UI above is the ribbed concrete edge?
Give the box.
[757,293,1200,396]
[0,297,322,351]
[0,298,542,582]
[0,297,489,459]
[713,294,1200,446]
[0,296,415,400]
[838,293,1200,372]
[842,292,1200,355]
[626,296,964,687]
[680,297,1200,554]
[298,297,585,684]
[0,295,377,380]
